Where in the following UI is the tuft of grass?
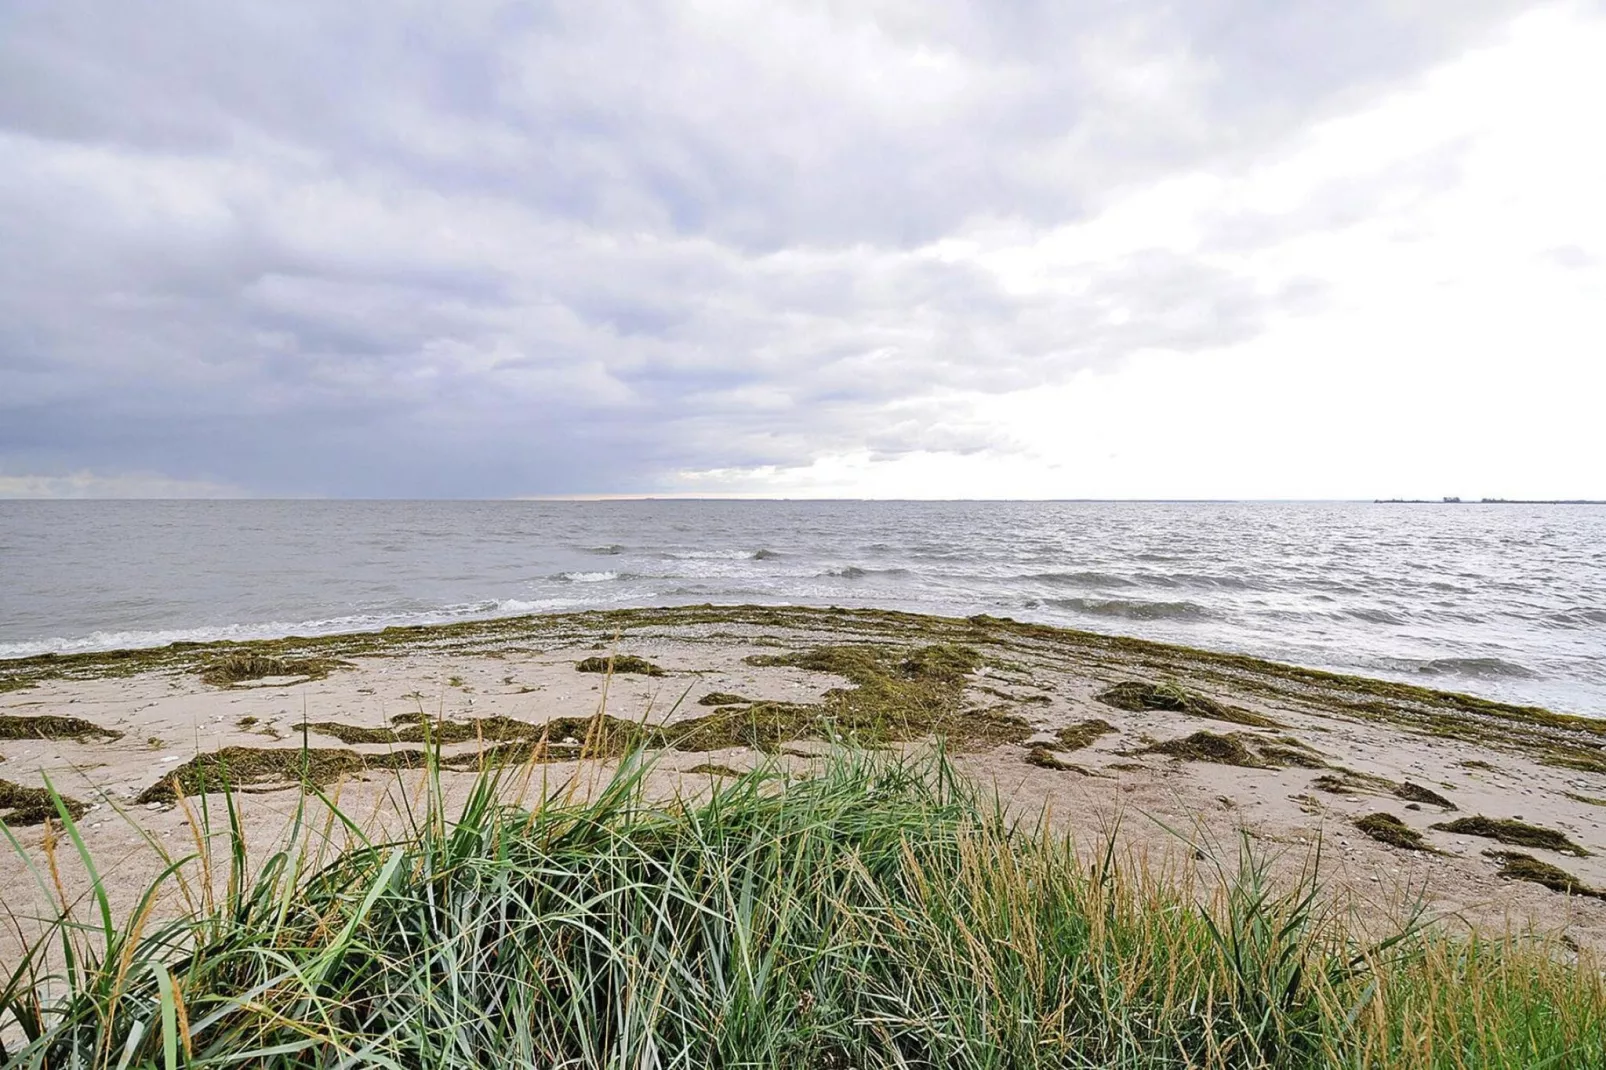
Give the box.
[1053,718,1116,750]
[5,747,1604,1069]
[0,715,122,742]
[1431,816,1590,857]
[1355,813,1441,854]
[1394,782,1456,810]
[576,654,665,676]
[1097,680,1282,728]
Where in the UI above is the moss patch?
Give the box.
[576,655,666,677]
[1563,791,1606,807]
[199,654,344,687]
[1096,681,1281,728]
[1431,816,1589,857]
[1485,851,1605,898]
[0,714,122,742]
[0,779,88,825]
[1394,781,1456,810]
[1053,719,1116,751]
[1139,731,1266,768]
[1355,813,1439,854]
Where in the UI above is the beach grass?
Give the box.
[3,741,1603,1069]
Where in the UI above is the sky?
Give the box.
[1,0,1603,500]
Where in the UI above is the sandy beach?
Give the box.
[5,604,1606,961]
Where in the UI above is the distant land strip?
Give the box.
[1375,498,1606,505]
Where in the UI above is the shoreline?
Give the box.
[4,603,1606,952]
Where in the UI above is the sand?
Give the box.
[4,604,1605,962]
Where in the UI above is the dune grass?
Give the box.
[2,742,1603,1069]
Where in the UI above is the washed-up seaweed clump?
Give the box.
[1054,719,1117,751]
[0,780,88,825]
[697,691,752,707]
[199,654,345,687]
[1432,816,1590,857]
[683,763,743,778]
[1024,746,1094,774]
[1139,731,1265,768]
[1355,813,1439,854]
[0,715,123,742]
[303,715,561,747]
[576,655,666,677]
[1096,681,1281,728]
[1254,740,1327,768]
[1395,781,1457,810]
[1485,851,1605,898]
[718,643,1029,753]
[135,747,429,805]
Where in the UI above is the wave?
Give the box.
[824,566,910,579]
[751,548,782,560]
[1047,597,1210,621]
[585,544,627,556]
[1543,607,1606,628]
[1411,656,1536,680]
[1347,607,1406,625]
[1024,571,1136,588]
[555,570,624,583]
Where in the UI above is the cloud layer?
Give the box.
[2,0,1599,497]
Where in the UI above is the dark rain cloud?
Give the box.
[0,0,1531,495]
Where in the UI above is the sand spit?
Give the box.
[3,603,1605,956]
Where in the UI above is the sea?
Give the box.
[1,500,1602,716]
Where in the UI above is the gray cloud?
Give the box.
[0,0,1532,495]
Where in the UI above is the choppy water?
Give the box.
[1,500,1602,715]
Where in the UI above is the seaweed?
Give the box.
[1254,744,1327,769]
[0,779,88,825]
[1096,681,1281,728]
[684,763,743,777]
[1139,731,1266,768]
[697,691,752,707]
[1394,781,1456,810]
[134,746,430,805]
[1354,813,1439,853]
[302,716,558,746]
[1024,746,1100,774]
[199,654,344,687]
[0,714,122,742]
[1053,719,1117,751]
[576,655,666,677]
[1485,851,1605,898]
[1431,816,1590,857]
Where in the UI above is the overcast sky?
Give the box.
[2,1,1602,500]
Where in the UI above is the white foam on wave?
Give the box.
[556,570,622,583]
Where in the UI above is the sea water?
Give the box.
[2,499,1602,715]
